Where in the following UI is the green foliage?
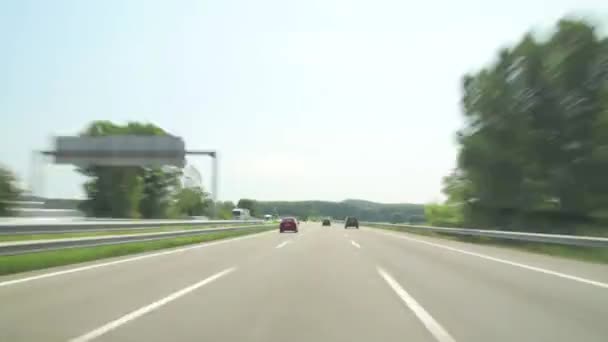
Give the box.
[236,198,258,216]
[216,201,236,220]
[140,168,181,218]
[255,199,424,222]
[78,121,181,218]
[447,18,608,233]
[171,186,211,217]
[424,203,463,227]
[0,166,21,216]
[0,224,235,242]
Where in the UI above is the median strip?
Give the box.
[0,226,274,278]
[0,224,274,256]
[0,224,242,243]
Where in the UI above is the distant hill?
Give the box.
[255,199,425,223]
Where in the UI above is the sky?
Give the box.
[1,0,607,204]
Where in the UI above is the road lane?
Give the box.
[69,267,238,342]
[95,223,436,342]
[354,226,608,342]
[0,226,288,342]
[1,221,607,342]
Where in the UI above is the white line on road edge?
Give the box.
[351,240,361,248]
[275,240,291,249]
[0,231,274,288]
[378,267,456,342]
[372,230,608,289]
[69,267,236,342]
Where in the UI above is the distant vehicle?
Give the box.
[322,219,331,226]
[279,217,299,233]
[232,208,251,220]
[344,217,359,229]
[264,214,273,221]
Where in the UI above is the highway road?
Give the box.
[1,223,607,342]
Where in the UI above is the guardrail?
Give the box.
[0,219,264,235]
[363,222,608,248]
[0,224,274,256]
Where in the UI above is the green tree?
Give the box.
[78,121,181,218]
[216,201,236,219]
[236,198,258,217]
[140,168,181,218]
[171,186,211,217]
[424,203,463,227]
[254,199,425,221]
[0,166,21,216]
[450,19,608,232]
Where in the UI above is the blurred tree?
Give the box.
[450,19,608,232]
[140,167,181,218]
[254,199,424,222]
[78,121,181,218]
[424,203,463,227]
[0,166,21,216]
[216,201,236,219]
[408,215,426,224]
[236,198,258,216]
[390,213,405,224]
[171,186,211,217]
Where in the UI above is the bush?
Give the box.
[424,203,463,227]
[0,166,21,216]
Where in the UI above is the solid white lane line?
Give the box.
[69,267,236,342]
[351,240,361,248]
[0,231,273,288]
[372,230,608,289]
[378,267,456,342]
[275,240,291,249]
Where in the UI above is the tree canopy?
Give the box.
[255,199,424,222]
[236,198,258,216]
[171,186,212,217]
[216,201,236,220]
[442,19,608,233]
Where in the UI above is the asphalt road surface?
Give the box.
[1,223,607,342]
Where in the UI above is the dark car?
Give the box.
[344,217,359,229]
[279,217,299,233]
[322,219,331,226]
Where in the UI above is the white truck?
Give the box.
[231,208,251,220]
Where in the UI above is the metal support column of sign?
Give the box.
[185,151,219,216]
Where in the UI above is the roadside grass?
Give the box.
[0,225,275,276]
[0,223,247,242]
[365,223,608,264]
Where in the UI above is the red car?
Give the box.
[279,217,299,233]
